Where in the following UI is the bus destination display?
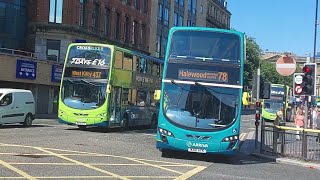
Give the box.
[178,69,228,83]
[64,67,108,79]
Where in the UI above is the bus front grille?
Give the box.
[186,134,211,140]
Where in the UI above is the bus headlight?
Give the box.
[222,135,238,142]
[158,128,174,137]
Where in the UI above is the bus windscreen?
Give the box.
[168,30,240,61]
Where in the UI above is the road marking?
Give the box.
[33,147,130,180]
[240,133,248,141]
[0,143,206,179]
[0,160,37,180]
[174,166,207,180]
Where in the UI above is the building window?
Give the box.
[134,0,139,10]
[173,13,178,26]
[161,37,167,58]
[188,0,192,11]
[104,8,110,35]
[92,3,99,32]
[187,20,191,27]
[49,0,63,23]
[164,8,169,26]
[124,16,130,43]
[115,12,121,40]
[179,0,184,7]
[141,24,145,48]
[142,0,147,13]
[192,0,197,14]
[178,15,183,26]
[134,21,139,45]
[155,35,161,58]
[158,4,163,21]
[47,39,60,62]
[79,0,86,27]
[132,21,135,44]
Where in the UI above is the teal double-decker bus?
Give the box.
[155,27,245,155]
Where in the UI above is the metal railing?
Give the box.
[261,123,320,162]
[0,48,36,58]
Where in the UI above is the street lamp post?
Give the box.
[314,0,319,62]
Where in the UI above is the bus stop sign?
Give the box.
[276,56,296,76]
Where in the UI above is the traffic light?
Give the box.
[259,77,271,99]
[301,63,317,96]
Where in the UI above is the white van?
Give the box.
[0,89,35,127]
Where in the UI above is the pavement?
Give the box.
[240,129,320,170]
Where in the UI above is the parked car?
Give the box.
[0,88,35,127]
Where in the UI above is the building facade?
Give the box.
[149,0,230,59]
[206,0,230,29]
[0,0,152,115]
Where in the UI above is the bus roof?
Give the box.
[67,43,163,64]
[168,26,244,36]
[114,46,163,64]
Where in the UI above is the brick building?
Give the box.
[0,0,151,114]
[149,0,230,59]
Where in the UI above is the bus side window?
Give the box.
[115,51,123,69]
[131,89,137,106]
[152,62,160,76]
[146,59,152,75]
[137,91,146,107]
[122,88,131,105]
[137,58,147,74]
[123,53,133,71]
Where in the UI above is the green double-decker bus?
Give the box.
[58,43,163,130]
[262,84,291,121]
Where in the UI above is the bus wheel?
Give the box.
[23,114,33,127]
[78,125,87,130]
[150,115,158,129]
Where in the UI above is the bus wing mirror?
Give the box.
[154,90,161,100]
[107,84,111,94]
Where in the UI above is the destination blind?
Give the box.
[64,67,109,79]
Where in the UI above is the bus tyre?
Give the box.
[23,114,33,127]
[151,115,158,129]
[78,125,87,130]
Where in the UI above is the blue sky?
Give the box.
[228,0,317,57]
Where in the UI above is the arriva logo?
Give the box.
[186,141,208,148]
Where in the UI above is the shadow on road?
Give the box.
[0,124,51,129]
[65,126,157,134]
[160,150,275,165]
[241,109,255,115]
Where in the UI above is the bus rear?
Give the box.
[58,43,112,129]
[156,27,245,155]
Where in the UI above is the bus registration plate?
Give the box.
[76,122,87,125]
[188,148,207,153]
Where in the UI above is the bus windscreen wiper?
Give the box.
[81,80,96,86]
[208,123,227,127]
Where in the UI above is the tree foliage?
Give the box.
[244,36,300,88]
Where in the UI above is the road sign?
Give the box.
[293,73,304,96]
[295,85,303,95]
[295,75,303,84]
[16,59,37,80]
[276,56,296,76]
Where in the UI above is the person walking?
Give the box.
[294,109,304,140]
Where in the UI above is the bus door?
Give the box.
[110,87,122,126]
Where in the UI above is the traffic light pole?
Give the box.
[255,66,260,149]
[283,77,287,125]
